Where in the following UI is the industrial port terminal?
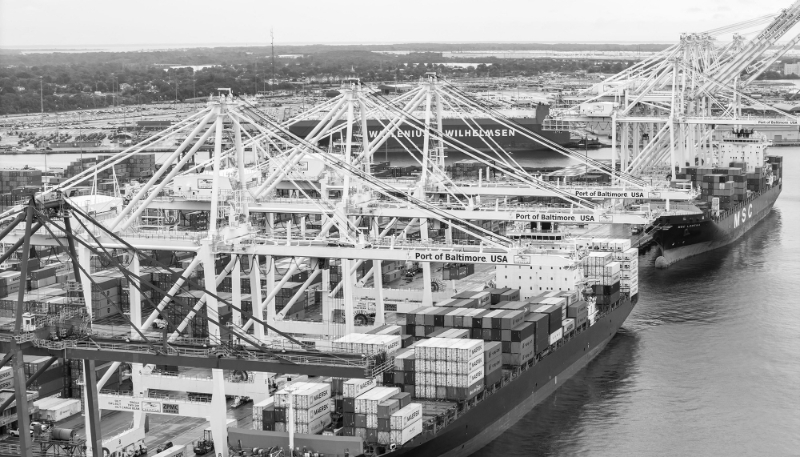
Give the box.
[0,3,795,456]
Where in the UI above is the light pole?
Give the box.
[285,386,297,454]
[78,111,83,164]
[40,76,47,172]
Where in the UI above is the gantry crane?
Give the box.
[544,2,800,183]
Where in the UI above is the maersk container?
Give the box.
[343,378,376,398]
[389,403,422,430]
[297,413,332,435]
[38,398,81,422]
[390,418,423,445]
[355,387,401,415]
[293,402,330,425]
[471,291,491,308]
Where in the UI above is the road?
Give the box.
[0,394,255,455]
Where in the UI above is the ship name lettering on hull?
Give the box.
[733,203,753,229]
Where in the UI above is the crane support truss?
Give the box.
[546,3,800,179]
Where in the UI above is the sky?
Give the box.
[0,0,797,49]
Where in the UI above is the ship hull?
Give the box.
[288,111,570,154]
[390,295,637,457]
[653,184,781,266]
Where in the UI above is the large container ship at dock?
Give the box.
[651,131,783,267]
[229,236,639,457]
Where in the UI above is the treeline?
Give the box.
[0,45,642,115]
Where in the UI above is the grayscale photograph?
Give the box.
[0,1,797,456]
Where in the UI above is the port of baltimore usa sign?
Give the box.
[511,212,606,223]
[411,251,532,265]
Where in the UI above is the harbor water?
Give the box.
[5,147,798,455]
[473,148,800,455]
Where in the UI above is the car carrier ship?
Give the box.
[651,130,783,267]
[287,102,570,155]
[228,236,639,457]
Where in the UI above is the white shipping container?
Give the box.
[562,318,575,334]
[414,385,424,399]
[549,328,564,345]
[296,413,332,435]
[390,403,423,430]
[466,366,485,387]
[355,387,400,415]
[445,366,485,388]
[293,401,331,424]
[252,397,274,418]
[0,366,12,383]
[416,338,484,363]
[434,339,451,360]
[446,353,485,375]
[586,251,612,265]
[447,339,484,363]
[39,398,81,422]
[611,239,632,252]
[588,272,621,286]
[390,418,423,445]
[620,269,634,279]
[275,382,331,409]
[343,378,376,398]
[622,247,638,260]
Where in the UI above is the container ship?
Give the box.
[652,130,783,267]
[286,103,570,154]
[228,237,639,457]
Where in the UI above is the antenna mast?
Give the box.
[271,28,275,95]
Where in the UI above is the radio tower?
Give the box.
[271,28,275,95]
